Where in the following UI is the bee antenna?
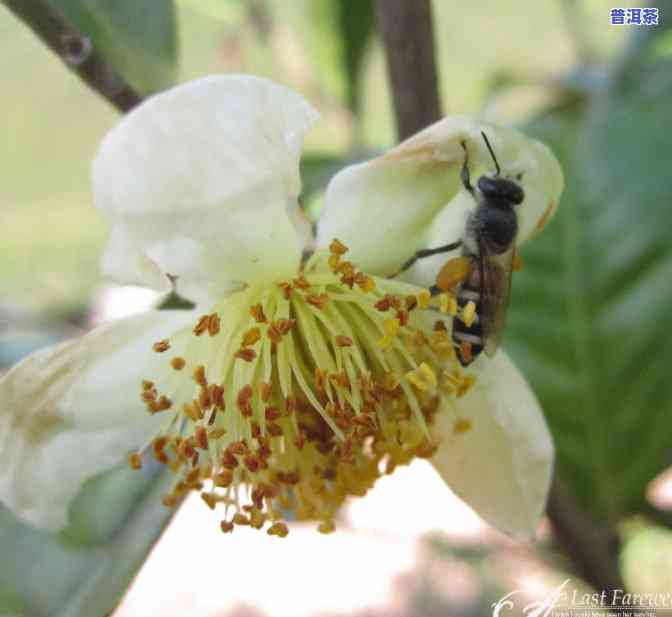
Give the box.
[481,131,501,176]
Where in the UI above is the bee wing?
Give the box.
[478,238,515,357]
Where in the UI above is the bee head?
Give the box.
[477,175,524,207]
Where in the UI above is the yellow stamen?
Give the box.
[406,363,437,391]
[416,289,431,309]
[439,293,458,316]
[131,240,474,538]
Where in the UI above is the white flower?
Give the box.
[0,75,562,539]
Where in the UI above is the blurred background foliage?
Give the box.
[2,0,672,616]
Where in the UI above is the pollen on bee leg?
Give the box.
[513,253,524,272]
[436,256,471,292]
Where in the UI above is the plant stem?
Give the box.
[374,0,441,140]
[2,0,142,113]
[547,476,625,596]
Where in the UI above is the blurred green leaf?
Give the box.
[300,153,347,200]
[507,23,672,520]
[49,0,178,94]
[0,462,175,617]
[336,0,374,113]
[306,0,373,114]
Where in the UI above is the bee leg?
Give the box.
[391,241,462,277]
[460,140,475,195]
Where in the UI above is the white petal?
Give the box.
[430,351,554,539]
[317,116,563,283]
[93,75,320,304]
[0,311,195,531]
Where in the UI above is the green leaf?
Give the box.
[0,463,176,617]
[506,26,672,520]
[49,0,178,95]
[305,0,373,114]
[336,0,374,113]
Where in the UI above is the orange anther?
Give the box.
[237,385,253,417]
[214,470,233,487]
[200,492,217,510]
[235,348,257,362]
[249,303,267,323]
[153,339,170,353]
[170,357,186,371]
[208,313,221,336]
[242,328,261,347]
[454,418,473,434]
[278,281,292,299]
[233,513,250,526]
[292,275,310,289]
[193,365,207,387]
[162,494,178,508]
[267,423,283,437]
[267,521,289,537]
[210,384,225,410]
[128,452,142,470]
[329,238,348,255]
[208,427,227,440]
[275,318,295,335]
[220,520,234,533]
[265,406,280,421]
[306,293,329,309]
[195,426,209,450]
[374,296,392,312]
[193,314,210,336]
[260,381,272,402]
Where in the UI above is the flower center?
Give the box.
[130,240,476,537]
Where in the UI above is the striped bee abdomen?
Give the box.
[452,264,484,366]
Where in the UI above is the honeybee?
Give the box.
[397,132,523,366]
